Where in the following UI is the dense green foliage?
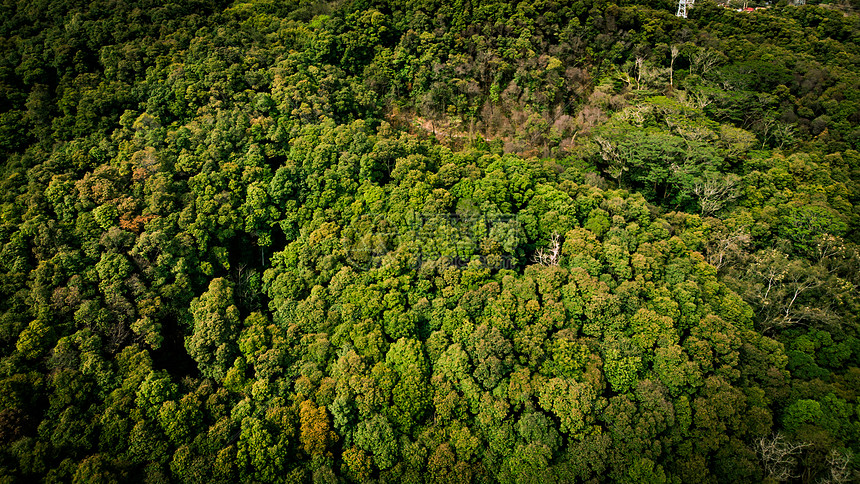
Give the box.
[1,0,859,482]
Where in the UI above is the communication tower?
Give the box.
[677,0,694,18]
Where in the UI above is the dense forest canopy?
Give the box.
[0,0,859,482]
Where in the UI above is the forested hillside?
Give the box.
[1,0,859,482]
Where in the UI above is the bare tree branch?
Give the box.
[755,433,810,482]
[692,173,741,216]
[534,233,562,266]
[820,449,855,484]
